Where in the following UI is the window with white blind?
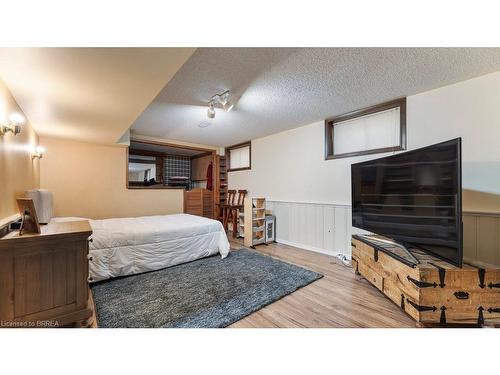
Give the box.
[325,98,406,159]
[227,142,251,171]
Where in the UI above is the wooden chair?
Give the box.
[228,190,247,238]
[222,190,236,230]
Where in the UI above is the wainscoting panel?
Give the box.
[462,215,477,260]
[266,201,353,257]
[463,212,500,266]
[266,201,500,266]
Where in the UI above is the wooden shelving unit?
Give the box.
[214,155,227,221]
[243,197,266,248]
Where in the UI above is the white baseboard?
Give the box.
[276,238,351,259]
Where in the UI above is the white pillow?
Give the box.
[26,189,53,224]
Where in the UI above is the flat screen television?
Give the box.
[351,138,462,266]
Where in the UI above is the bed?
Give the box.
[51,213,230,282]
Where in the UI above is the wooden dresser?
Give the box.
[184,188,214,218]
[0,220,93,327]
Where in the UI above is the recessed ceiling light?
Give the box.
[198,121,212,128]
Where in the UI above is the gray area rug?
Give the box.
[91,249,323,328]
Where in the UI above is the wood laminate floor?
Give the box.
[228,238,415,328]
[89,237,416,328]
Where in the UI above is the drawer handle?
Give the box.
[407,275,437,288]
[406,298,437,312]
[454,291,469,300]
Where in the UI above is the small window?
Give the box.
[325,98,406,159]
[227,141,251,171]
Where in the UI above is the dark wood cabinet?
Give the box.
[0,221,93,327]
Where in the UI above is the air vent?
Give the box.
[198,121,212,128]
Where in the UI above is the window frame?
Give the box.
[226,141,252,172]
[324,98,407,160]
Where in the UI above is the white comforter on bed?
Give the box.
[51,214,230,282]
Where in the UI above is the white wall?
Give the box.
[40,136,184,219]
[408,71,500,206]
[229,70,500,260]
[229,120,385,205]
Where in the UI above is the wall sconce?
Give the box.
[0,113,24,136]
[32,146,46,160]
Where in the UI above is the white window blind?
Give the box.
[333,107,401,155]
[229,145,250,170]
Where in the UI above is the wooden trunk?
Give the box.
[351,235,500,326]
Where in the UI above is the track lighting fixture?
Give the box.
[207,102,216,119]
[206,90,235,119]
[219,90,234,112]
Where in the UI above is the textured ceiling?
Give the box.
[0,48,195,144]
[131,48,500,147]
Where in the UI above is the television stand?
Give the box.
[352,235,500,327]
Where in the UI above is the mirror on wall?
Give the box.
[128,155,158,187]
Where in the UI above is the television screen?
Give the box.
[351,138,462,266]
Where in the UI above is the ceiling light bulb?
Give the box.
[207,103,216,119]
[223,100,234,112]
[218,91,234,112]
